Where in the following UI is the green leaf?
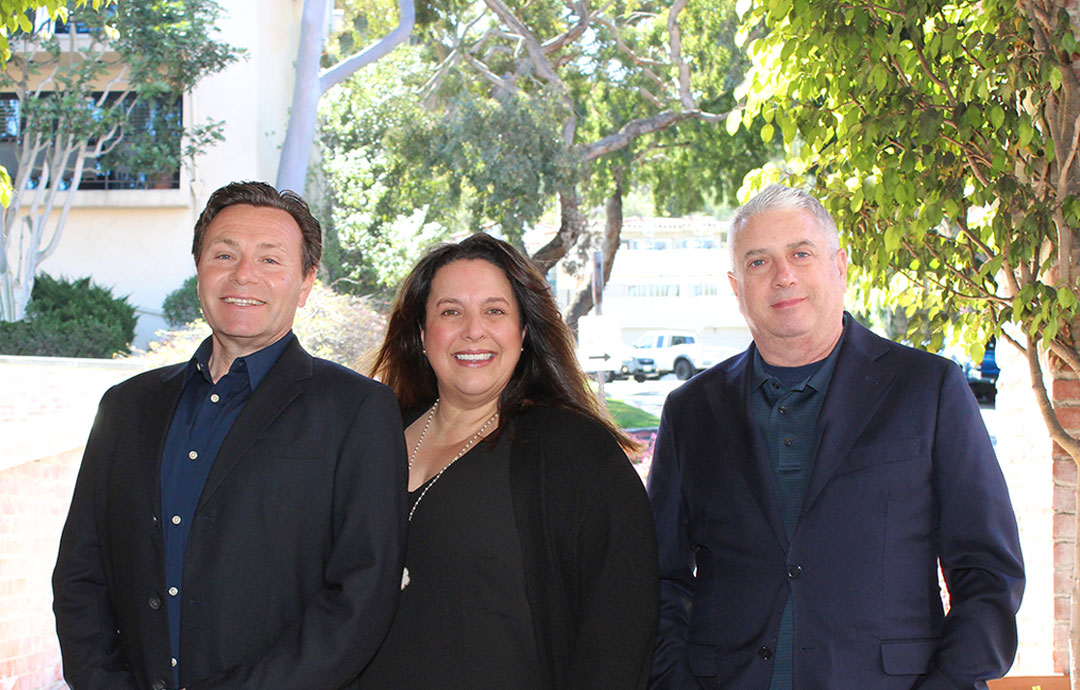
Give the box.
[1018,119,1034,147]
[1059,287,1078,309]
[760,122,775,142]
[726,108,742,135]
[989,105,1005,130]
[884,225,902,252]
[1050,64,1063,90]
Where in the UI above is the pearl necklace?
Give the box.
[401,398,499,590]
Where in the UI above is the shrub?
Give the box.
[0,274,137,357]
[162,275,202,327]
[142,281,387,371]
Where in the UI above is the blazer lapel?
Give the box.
[703,349,789,551]
[802,321,894,515]
[196,339,313,512]
[139,365,187,519]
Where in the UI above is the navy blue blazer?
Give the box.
[53,337,408,690]
[647,318,1024,690]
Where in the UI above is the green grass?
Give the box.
[605,398,660,428]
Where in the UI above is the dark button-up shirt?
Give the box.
[750,330,843,690]
[159,332,294,682]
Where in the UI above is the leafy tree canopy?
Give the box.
[321,0,777,295]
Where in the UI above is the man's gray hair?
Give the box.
[729,184,840,268]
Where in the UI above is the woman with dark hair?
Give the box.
[362,233,659,690]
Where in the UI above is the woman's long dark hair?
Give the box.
[371,233,636,453]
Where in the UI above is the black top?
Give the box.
[360,428,542,690]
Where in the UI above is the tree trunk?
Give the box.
[276,0,415,194]
[275,0,328,194]
[565,173,624,332]
[531,189,588,274]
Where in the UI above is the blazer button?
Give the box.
[148,595,162,610]
[151,679,167,690]
[788,564,803,579]
[758,645,773,660]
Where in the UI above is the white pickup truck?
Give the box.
[630,330,724,381]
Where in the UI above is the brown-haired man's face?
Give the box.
[196,204,315,358]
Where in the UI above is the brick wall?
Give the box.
[0,448,81,690]
[0,356,146,690]
[1053,362,1080,673]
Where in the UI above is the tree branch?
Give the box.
[668,0,694,111]
[580,109,704,161]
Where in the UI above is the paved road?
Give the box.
[604,375,684,420]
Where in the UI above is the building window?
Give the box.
[0,92,181,191]
[625,283,681,298]
[691,282,720,297]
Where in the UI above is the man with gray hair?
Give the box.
[647,183,1024,689]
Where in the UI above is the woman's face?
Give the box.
[422,259,525,408]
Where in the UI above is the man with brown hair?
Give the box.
[53,181,407,690]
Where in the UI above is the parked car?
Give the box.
[942,339,999,405]
[630,330,725,381]
[577,343,637,382]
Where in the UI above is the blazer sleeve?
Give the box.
[562,423,659,690]
[189,382,408,690]
[52,386,140,690]
[645,405,704,690]
[915,363,1025,690]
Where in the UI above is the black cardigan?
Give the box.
[507,406,659,690]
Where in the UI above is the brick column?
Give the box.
[1052,362,1080,673]
[0,448,82,689]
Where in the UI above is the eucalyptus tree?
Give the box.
[321,0,775,322]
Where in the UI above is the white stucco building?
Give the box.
[12,0,307,346]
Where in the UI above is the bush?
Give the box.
[0,274,137,357]
[162,275,202,327]
[143,281,387,371]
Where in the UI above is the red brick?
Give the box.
[1055,568,1075,596]
[1054,484,1078,512]
[1055,458,1080,483]
[1057,512,1078,539]
[1054,378,1080,401]
[1055,595,1073,620]
[1055,541,1075,569]
[1057,406,1080,430]
[1055,647,1070,674]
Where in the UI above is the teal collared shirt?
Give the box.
[749,322,844,690]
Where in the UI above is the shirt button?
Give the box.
[788,564,803,579]
[783,436,793,447]
[210,393,220,403]
[779,406,787,415]
[171,515,182,525]
[171,657,177,668]
[148,595,161,610]
[168,586,179,596]
[151,515,158,526]
[758,645,773,660]
[188,450,198,460]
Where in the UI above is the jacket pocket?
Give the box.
[880,638,938,675]
[687,643,717,677]
[836,436,921,477]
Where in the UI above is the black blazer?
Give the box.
[53,337,408,690]
[509,406,659,690]
[647,318,1024,690]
